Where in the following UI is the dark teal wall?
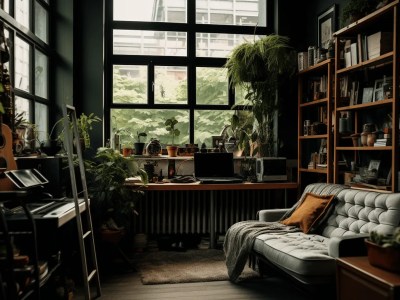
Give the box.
[73,0,104,158]
[53,1,74,125]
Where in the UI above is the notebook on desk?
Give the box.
[194,152,243,184]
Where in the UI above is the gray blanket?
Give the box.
[223,183,347,282]
[223,220,299,282]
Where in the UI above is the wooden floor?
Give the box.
[93,271,310,300]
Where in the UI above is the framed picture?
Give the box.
[318,4,337,50]
[368,160,381,172]
[373,79,384,102]
[211,135,223,149]
[362,87,374,103]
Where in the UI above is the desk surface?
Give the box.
[126,181,298,191]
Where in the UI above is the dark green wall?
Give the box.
[53,1,74,124]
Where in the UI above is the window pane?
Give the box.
[194,110,233,147]
[15,0,30,29]
[15,96,30,122]
[114,0,187,23]
[113,30,187,56]
[196,67,228,105]
[111,109,189,146]
[15,37,31,92]
[35,102,49,146]
[155,66,187,104]
[113,65,147,104]
[4,0,10,13]
[35,1,48,43]
[235,85,251,106]
[196,33,261,58]
[196,0,266,26]
[35,50,48,99]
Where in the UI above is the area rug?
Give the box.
[136,249,260,285]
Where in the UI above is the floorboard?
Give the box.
[74,270,312,300]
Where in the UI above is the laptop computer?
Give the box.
[194,152,243,183]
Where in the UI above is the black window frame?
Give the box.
[104,0,274,144]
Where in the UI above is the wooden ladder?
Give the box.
[63,105,101,299]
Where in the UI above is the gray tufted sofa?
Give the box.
[253,182,400,287]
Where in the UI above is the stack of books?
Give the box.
[374,133,392,146]
[374,139,392,146]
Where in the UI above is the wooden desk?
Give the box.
[127,181,298,248]
[336,256,400,300]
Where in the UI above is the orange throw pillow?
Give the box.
[280,193,335,233]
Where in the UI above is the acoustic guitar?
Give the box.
[0,20,16,191]
[0,122,17,191]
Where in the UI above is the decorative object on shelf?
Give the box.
[225,34,297,157]
[366,227,400,273]
[341,0,377,27]
[134,131,147,155]
[165,117,180,157]
[146,138,162,156]
[318,4,337,50]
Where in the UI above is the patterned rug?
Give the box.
[135,249,260,285]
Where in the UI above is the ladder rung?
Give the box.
[88,269,97,281]
[83,230,92,239]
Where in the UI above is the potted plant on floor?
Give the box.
[85,147,148,243]
[365,228,400,273]
[225,34,297,157]
[165,117,180,157]
[134,131,147,155]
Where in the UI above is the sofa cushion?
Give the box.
[321,189,400,238]
[280,193,335,233]
[254,232,335,277]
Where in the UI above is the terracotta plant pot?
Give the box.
[166,145,179,157]
[365,239,400,273]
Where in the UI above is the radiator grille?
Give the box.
[133,189,286,235]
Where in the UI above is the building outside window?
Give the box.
[107,0,271,148]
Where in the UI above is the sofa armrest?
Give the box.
[328,233,370,258]
[257,209,290,222]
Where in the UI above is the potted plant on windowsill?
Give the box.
[41,112,101,155]
[134,131,147,155]
[165,117,180,157]
[225,34,296,157]
[365,228,400,273]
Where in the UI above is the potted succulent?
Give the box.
[225,34,297,157]
[134,131,147,155]
[365,228,400,273]
[85,147,148,243]
[165,117,180,157]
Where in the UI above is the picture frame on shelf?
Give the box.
[211,135,223,149]
[368,160,381,172]
[318,4,337,50]
[373,79,384,101]
[362,87,374,103]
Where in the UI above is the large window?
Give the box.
[106,0,271,148]
[1,0,51,147]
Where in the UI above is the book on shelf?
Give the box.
[374,138,392,146]
[350,42,358,65]
[298,52,308,71]
[367,31,392,60]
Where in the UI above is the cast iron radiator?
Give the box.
[132,189,286,235]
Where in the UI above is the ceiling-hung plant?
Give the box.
[225,34,297,157]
